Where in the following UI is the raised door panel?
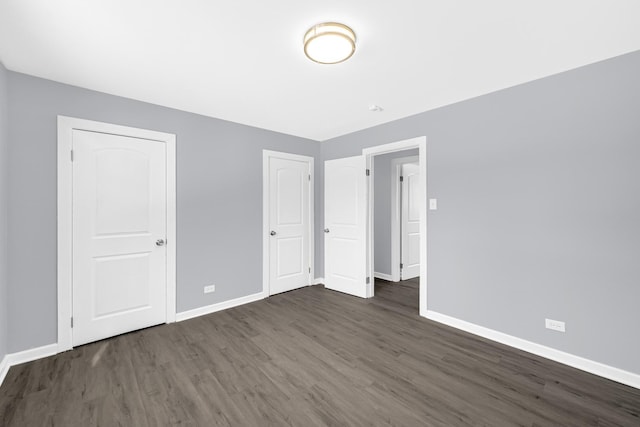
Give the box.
[324,156,367,298]
[401,163,420,280]
[72,130,167,346]
[269,156,310,295]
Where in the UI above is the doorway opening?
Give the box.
[363,137,427,316]
[371,152,420,312]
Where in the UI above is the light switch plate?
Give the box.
[429,198,438,210]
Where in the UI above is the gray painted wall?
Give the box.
[374,149,418,276]
[0,62,9,361]
[6,72,321,353]
[322,51,640,374]
[4,49,639,377]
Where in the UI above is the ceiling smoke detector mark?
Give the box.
[369,104,384,112]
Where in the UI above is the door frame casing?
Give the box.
[262,150,315,297]
[363,136,427,316]
[57,116,177,352]
[390,155,419,282]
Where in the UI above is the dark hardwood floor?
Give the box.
[1,279,639,426]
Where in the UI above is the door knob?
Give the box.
[270,231,277,236]
[324,228,330,233]
[156,239,166,246]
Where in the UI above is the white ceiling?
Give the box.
[1,1,639,141]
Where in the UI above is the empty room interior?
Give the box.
[1,1,640,425]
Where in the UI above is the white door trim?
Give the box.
[57,116,177,352]
[390,156,419,282]
[363,136,427,316]
[262,150,315,297]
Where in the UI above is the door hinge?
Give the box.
[308,174,311,181]
[70,150,74,162]
[400,263,403,269]
[71,317,74,328]
[366,169,370,176]
[400,175,404,182]
[308,267,311,273]
[366,276,371,284]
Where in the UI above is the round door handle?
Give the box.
[324,228,330,233]
[270,231,277,236]
[156,239,166,246]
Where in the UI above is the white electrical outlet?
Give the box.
[545,318,565,332]
[204,285,216,294]
[429,198,438,210]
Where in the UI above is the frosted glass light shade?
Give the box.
[304,22,356,64]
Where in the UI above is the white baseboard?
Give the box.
[313,277,324,285]
[0,343,58,388]
[425,310,640,390]
[374,272,393,281]
[176,291,265,322]
[6,343,58,366]
[0,354,9,386]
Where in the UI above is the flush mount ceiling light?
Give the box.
[303,22,356,64]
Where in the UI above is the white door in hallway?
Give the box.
[324,156,367,298]
[401,162,420,279]
[72,130,167,346]
[268,154,311,295]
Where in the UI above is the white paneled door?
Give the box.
[268,155,311,295]
[324,156,367,298]
[72,130,167,346]
[401,162,420,280]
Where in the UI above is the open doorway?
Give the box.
[371,150,420,312]
[322,136,426,313]
[363,137,427,316]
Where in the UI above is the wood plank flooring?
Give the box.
[1,279,639,426]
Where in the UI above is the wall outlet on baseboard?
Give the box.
[545,318,565,332]
[204,285,216,294]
